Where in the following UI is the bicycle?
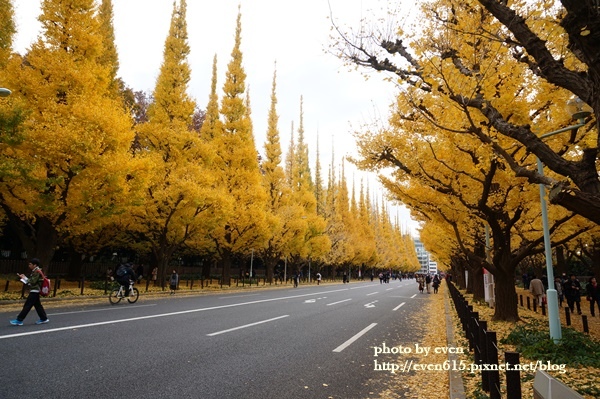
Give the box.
[109,280,139,304]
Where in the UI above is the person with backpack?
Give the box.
[115,263,137,297]
[10,258,49,326]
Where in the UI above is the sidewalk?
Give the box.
[444,284,466,399]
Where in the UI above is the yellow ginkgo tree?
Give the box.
[0,0,136,271]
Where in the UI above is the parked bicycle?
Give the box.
[109,280,139,304]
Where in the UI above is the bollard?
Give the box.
[145,278,150,292]
[190,277,194,290]
[80,277,85,295]
[541,302,546,316]
[468,312,479,351]
[53,278,59,297]
[478,320,489,392]
[527,297,531,310]
[533,299,537,313]
[582,315,589,334]
[5,280,9,292]
[485,331,501,399]
[519,294,523,307]
[505,352,522,399]
[565,307,571,326]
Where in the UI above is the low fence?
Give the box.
[447,281,591,399]
[448,281,522,399]
[518,293,592,335]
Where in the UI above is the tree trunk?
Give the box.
[263,257,276,284]
[154,246,175,289]
[492,269,519,321]
[67,251,85,279]
[5,211,58,273]
[221,250,232,285]
[467,264,485,301]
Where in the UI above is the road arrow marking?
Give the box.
[364,300,378,308]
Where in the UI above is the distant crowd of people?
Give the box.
[525,272,600,317]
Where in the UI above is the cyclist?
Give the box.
[115,263,137,297]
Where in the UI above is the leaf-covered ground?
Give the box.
[451,286,600,398]
[373,284,450,398]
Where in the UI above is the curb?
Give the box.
[444,285,466,399]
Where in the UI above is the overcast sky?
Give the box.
[12,0,420,235]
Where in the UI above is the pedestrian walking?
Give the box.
[554,277,564,307]
[169,269,179,295]
[10,258,49,326]
[586,277,599,317]
[152,266,158,287]
[316,272,322,285]
[529,275,545,306]
[432,275,440,294]
[564,274,582,315]
[425,274,432,294]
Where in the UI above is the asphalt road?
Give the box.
[0,279,430,399]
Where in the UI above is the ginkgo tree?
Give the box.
[205,9,270,283]
[283,97,330,277]
[0,0,137,271]
[339,0,599,320]
[260,69,307,282]
[336,0,600,225]
[129,0,223,285]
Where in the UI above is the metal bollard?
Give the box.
[505,352,522,399]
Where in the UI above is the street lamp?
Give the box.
[0,88,11,97]
[537,97,592,343]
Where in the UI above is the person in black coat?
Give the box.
[564,274,582,315]
[115,263,137,296]
[586,277,599,317]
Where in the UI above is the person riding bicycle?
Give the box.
[115,263,137,297]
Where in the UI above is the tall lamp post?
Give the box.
[537,97,591,343]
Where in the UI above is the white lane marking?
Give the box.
[392,302,406,311]
[0,287,354,340]
[206,315,289,337]
[366,292,378,296]
[305,299,316,303]
[326,299,352,306]
[332,323,378,353]
[49,304,157,316]
[219,293,261,299]
[411,294,417,298]
[386,288,395,291]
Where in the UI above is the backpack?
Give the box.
[116,265,126,277]
[40,272,51,297]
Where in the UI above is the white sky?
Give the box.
[11,0,421,235]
